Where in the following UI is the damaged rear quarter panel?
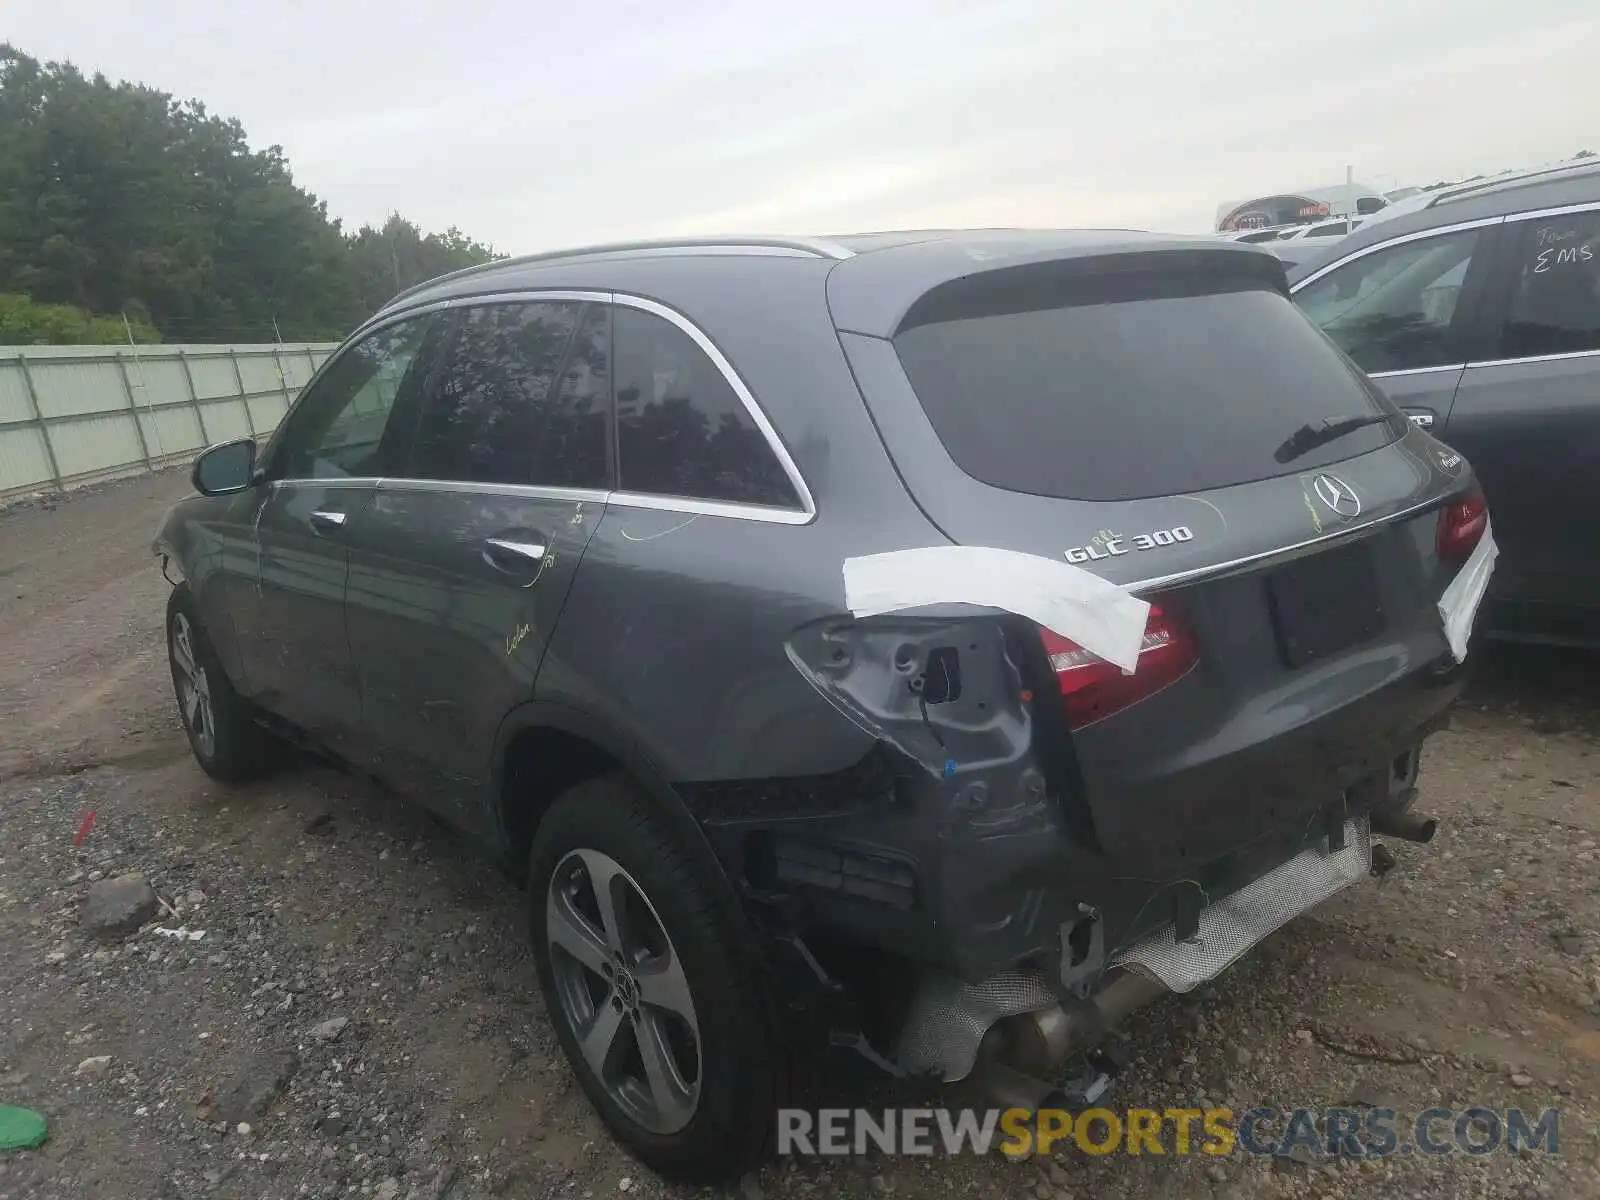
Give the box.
[523,264,1109,979]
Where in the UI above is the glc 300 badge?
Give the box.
[1065,526,1193,564]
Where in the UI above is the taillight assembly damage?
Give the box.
[1434,482,1498,662]
[1436,483,1488,568]
[1039,597,1199,729]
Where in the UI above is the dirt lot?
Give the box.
[1,471,1598,1200]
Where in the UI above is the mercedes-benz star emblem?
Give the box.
[1312,473,1362,518]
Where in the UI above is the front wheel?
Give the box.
[529,776,786,1183]
[166,587,275,782]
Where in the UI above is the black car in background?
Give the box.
[1289,158,1600,646]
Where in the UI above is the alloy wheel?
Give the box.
[170,612,216,758]
[546,848,702,1134]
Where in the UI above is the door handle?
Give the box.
[483,538,546,569]
[309,509,348,532]
[1402,408,1436,429]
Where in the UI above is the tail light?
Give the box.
[1436,484,1488,568]
[1038,598,1199,730]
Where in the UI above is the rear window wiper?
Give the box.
[1274,413,1397,463]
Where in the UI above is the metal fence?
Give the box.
[0,342,336,501]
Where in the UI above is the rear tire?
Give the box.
[529,775,785,1183]
[166,586,276,782]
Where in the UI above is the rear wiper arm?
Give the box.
[1274,413,1396,463]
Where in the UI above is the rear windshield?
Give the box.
[892,268,1400,502]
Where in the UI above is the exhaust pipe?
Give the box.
[974,1053,1072,1113]
[974,969,1168,1110]
[1371,807,1438,843]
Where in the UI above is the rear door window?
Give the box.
[612,306,799,508]
[408,301,611,489]
[892,265,1401,502]
[1494,212,1600,358]
[1294,229,1481,373]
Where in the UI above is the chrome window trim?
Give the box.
[273,477,813,524]
[274,287,818,526]
[1465,347,1600,370]
[1494,198,1600,224]
[270,477,381,492]
[1123,493,1445,595]
[1368,362,1467,380]
[337,295,462,349]
[1289,215,1506,293]
[374,478,611,504]
[437,289,611,308]
[607,490,814,525]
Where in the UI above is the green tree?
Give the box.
[347,214,501,315]
[0,43,501,345]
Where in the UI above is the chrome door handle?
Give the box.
[484,538,546,565]
[309,509,348,531]
[1404,410,1435,429]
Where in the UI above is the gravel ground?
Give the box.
[1,471,1597,1199]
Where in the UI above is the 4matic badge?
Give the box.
[1064,526,1193,564]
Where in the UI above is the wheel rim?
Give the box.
[546,848,702,1134]
[170,612,216,759]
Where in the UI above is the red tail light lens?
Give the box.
[1436,484,1488,568]
[1038,598,1199,730]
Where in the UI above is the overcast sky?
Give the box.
[9,0,1597,252]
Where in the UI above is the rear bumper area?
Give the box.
[895,813,1373,1082]
[682,629,1464,1069]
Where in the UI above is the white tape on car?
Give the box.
[1437,520,1497,663]
[841,546,1151,673]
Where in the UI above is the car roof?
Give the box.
[378,227,1282,341]
[1286,158,1600,283]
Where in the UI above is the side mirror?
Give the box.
[192,438,258,496]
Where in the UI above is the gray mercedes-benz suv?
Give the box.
[154,229,1492,1182]
[1288,158,1600,645]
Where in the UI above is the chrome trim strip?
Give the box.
[1496,198,1600,224]
[271,477,380,491]
[607,490,814,525]
[1123,493,1445,595]
[1289,215,1506,293]
[1368,362,1467,380]
[611,292,818,521]
[281,476,810,524]
[1465,347,1600,370]
[439,289,611,307]
[375,477,611,504]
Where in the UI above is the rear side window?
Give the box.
[408,301,610,489]
[893,265,1402,502]
[1496,212,1600,358]
[613,306,799,508]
